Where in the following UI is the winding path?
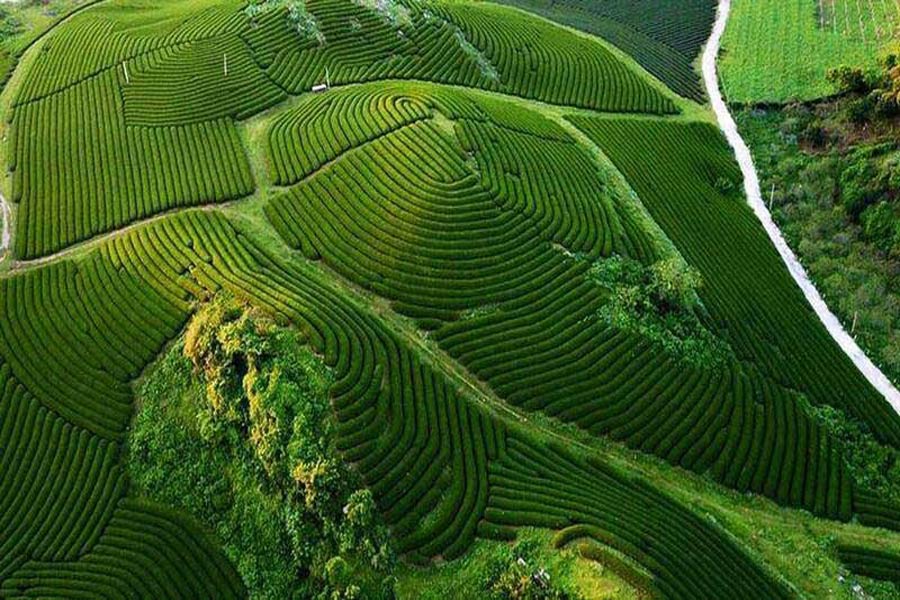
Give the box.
[703,0,900,412]
[0,192,9,258]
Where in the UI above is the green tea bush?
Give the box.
[262,83,858,522]
[570,116,900,449]
[589,255,730,369]
[491,0,716,101]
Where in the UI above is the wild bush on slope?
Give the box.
[264,84,855,521]
[0,210,792,598]
[129,298,396,598]
[491,0,716,101]
[569,117,900,450]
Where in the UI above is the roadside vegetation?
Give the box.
[736,50,900,390]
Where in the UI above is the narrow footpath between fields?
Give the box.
[703,0,900,413]
[0,191,9,259]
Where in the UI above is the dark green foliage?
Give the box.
[129,299,396,598]
[491,0,715,101]
[485,436,793,599]
[589,255,731,368]
[570,116,900,449]
[814,405,900,512]
[735,103,900,391]
[0,8,20,42]
[837,544,900,586]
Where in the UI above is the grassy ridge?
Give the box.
[0,208,793,597]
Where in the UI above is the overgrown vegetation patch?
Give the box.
[129,296,395,599]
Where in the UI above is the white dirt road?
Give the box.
[702,0,900,412]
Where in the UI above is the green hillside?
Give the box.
[720,0,900,103]
[1,0,900,598]
[490,0,716,101]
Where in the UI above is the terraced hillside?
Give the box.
[2,0,900,597]
[491,0,716,102]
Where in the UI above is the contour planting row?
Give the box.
[836,544,900,586]
[493,0,716,101]
[263,86,855,520]
[0,358,244,598]
[484,436,792,599]
[0,254,186,438]
[14,0,246,106]
[244,0,676,114]
[569,117,900,447]
[0,499,245,599]
[9,0,678,258]
[9,69,253,258]
[1,209,797,595]
[122,33,287,126]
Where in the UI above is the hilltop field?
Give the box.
[1,1,900,598]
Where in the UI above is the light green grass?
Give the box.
[720,0,899,103]
[395,528,641,599]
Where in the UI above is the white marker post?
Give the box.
[122,62,130,84]
[224,53,228,77]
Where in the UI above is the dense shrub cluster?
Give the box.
[588,255,731,369]
[265,84,858,522]
[131,296,396,598]
[570,116,900,449]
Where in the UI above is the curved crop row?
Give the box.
[0,362,122,581]
[9,0,676,259]
[14,0,246,106]
[569,117,900,448]
[263,84,855,521]
[247,0,676,114]
[9,70,253,258]
[0,258,186,438]
[493,0,716,101]
[485,436,792,599]
[0,499,245,599]
[123,34,287,126]
[0,208,794,595]
[836,544,900,585]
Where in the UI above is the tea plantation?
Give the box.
[1,0,900,598]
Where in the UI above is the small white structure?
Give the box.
[311,67,332,93]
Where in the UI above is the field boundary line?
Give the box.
[703,0,900,412]
[0,190,8,259]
